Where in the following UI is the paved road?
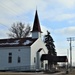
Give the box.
[0,71,65,75]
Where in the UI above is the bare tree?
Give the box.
[8,22,31,38]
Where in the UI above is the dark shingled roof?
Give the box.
[0,38,37,47]
[32,10,42,33]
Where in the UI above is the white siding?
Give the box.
[31,38,48,70]
[0,46,30,71]
[32,32,41,38]
[0,38,48,71]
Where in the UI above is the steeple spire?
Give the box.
[32,10,42,33]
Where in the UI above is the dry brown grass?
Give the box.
[67,69,75,75]
[0,69,75,75]
[0,72,36,75]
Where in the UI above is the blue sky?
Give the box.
[0,0,75,65]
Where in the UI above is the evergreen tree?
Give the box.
[44,30,57,70]
[44,31,56,55]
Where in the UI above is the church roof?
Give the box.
[0,38,37,47]
[32,10,42,33]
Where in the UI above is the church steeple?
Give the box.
[32,10,42,39]
[32,10,42,33]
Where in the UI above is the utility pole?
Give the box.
[67,37,75,71]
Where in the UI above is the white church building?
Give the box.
[0,10,48,71]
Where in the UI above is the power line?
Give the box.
[67,37,75,71]
[0,23,9,29]
[0,1,32,28]
[0,0,27,15]
[0,1,29,22]
[0,3,17,15]
[9,0,31,22]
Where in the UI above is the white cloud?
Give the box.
[0,0,47,16]
[53,26,75,36]
[0,0,38,16]
[41,25,54,37]
[0,0,75,25]
[57,0,75,9]
[52,14,75,21]
[39,0,75,21]
[0,29,9,39]
[0,0,47,27]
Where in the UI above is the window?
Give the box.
[8,56,12,63]
[18,57,21,63]
[9,53,12,56]
[34,57,36,63]
[8,52,12,63]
